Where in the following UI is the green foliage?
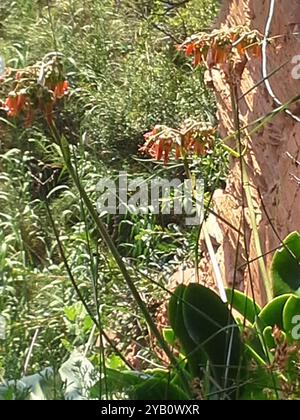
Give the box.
[1,0,300,402]
[169,284,244,399]
[0,0,218,160]
[226,286,300,399]
[271,231,300,297]
[283,295,300,343]
[134,377,189,400]
[0,0,224,397]
[166,275,300,400]
[256,294,290,330]
[0,351,94,400]
[226,288,261,325]
[168,284,205,378]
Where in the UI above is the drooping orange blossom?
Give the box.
[0,56,69,127]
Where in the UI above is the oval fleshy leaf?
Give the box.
[182,284,244,396]
[271,231,300,297]
[257,294,291,330]
[226,288,261,324]
[168,285,206,378]
[283,295,300,343]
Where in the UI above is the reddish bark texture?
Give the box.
[205,0,300,306]
[169,1,300,307]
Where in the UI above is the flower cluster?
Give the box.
[0,53,69,127]
[177,26,263,70]
[140,119,215,165]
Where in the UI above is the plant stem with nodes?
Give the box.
[47,123,191,396]
[229,78,272,303]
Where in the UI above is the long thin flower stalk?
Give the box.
[54,130,191,395]
[229,82,272,303]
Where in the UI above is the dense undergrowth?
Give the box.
[0,0,227,396]
[2,0,300,401]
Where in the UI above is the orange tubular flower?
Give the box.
[141,121,214,165]
[215,45,231,64]
[142,139,164,162]
[140,128,176,166]
[156,139,164,161]
[145,139,164,161]
[0,55,70,127]
[185,43,195,57]
[175,144,181,160]
[54,80,69,99]
[236,44,245,57]
[17,95,26,113]
[5,94,26,117]
[5,96,18,117]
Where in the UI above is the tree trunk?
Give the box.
[202,0,300,307]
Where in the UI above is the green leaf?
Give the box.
[257,294,291,330]
[240,363,277,400]
[182,284,244,396]
[283,295,300,343]
[168,285,206,378]
[61,338,73,352]
[90,369,176,400]
[106,355,127,370]
[60,135,72,166]
[83,315,93,333]
[64,305,77,322]
[162,327,176,346]
[244,343,268,366]
[0,117,16,128]
[271,231,300,296]
[226,288,261,324]
[133,378,189,400]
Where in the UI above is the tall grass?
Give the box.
[0,0,222,397]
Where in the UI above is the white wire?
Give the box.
[262,0,300,123]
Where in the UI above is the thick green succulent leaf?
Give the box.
[257,294,291,330]
[283,295,300,343]
[271,231,300,297]
[134,378,189,400]
[181,284,244,395]
[168,284,206,378]
[226,288,261,324]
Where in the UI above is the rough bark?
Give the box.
[169,0,300,306]
[198,0,300,307]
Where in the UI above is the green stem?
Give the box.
[182,154,226,300]
[221,143,246,158]
[229,83,272,302]
[243,169,272,302]
[57,133,191,395]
